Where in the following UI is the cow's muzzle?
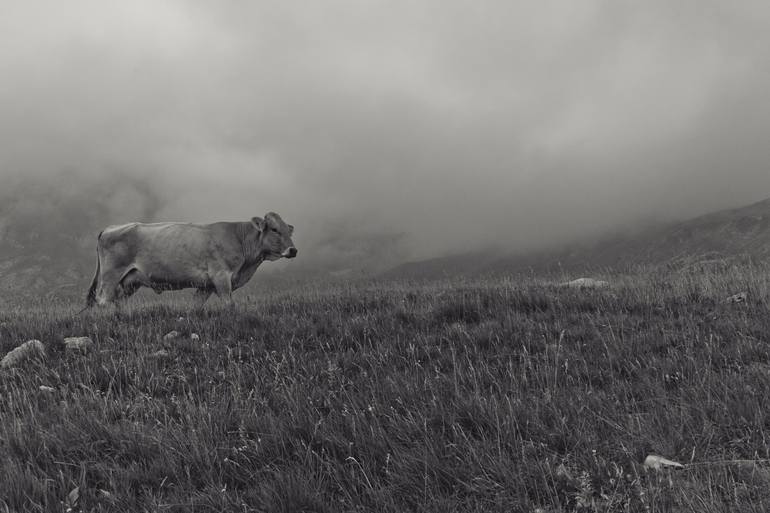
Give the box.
[283,247,298,258]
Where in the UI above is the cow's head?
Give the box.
[252,212,297,261]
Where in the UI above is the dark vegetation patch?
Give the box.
[432,299,482,325]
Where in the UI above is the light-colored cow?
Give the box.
[85,212,297,307]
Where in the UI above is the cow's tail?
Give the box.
[82,231,103,312]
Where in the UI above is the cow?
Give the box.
[84,212,297,308]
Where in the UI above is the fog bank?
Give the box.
[2,1,770,262]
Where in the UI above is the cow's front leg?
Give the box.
[192,287,213,309]
[211,272,234,305]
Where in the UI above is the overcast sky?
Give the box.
[2,1,770,259]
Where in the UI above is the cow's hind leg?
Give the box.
[119,269,143,298]
[95,268,124,306]
[117,267,153,303]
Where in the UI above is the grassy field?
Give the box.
[2,265,770,512]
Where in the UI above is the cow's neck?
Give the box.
[233,222,265,289]
[233,222,261,266]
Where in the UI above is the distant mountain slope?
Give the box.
[383,197,770,280]
[637,198,770,261]
[0,179,156,304]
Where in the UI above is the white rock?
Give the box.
[1,340,46,369]
[63,337,94,354]
[643,454,684,470]
[39,385,56,393]
[66,486,80,509]
[555,463,573,479]
[725,291,748,304]
[562,278,610,289]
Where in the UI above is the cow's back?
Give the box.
[100,222,245,284]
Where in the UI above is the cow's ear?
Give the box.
[288,224,294,235]
[251,216,266,231]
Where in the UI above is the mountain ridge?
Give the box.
[382,196,770,280]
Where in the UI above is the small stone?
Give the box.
[643,454,684,470]
[725,291,748,304]
[555,463,573,480]
[64,337,94,354]
[562,278,610,289]
[39,385,56,393]
[1,340,46,369]
[163,330,180,341]
[190,333,200,341]
[66,486,80,509]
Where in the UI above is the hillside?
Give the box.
[4,188,770,303]
[384,197,770,280]
[2,266,770,510]
[0,183,119,303]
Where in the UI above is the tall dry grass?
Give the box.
[1,263,770,511]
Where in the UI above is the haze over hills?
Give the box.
[384,196,770,280]
[2,188,770,304]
